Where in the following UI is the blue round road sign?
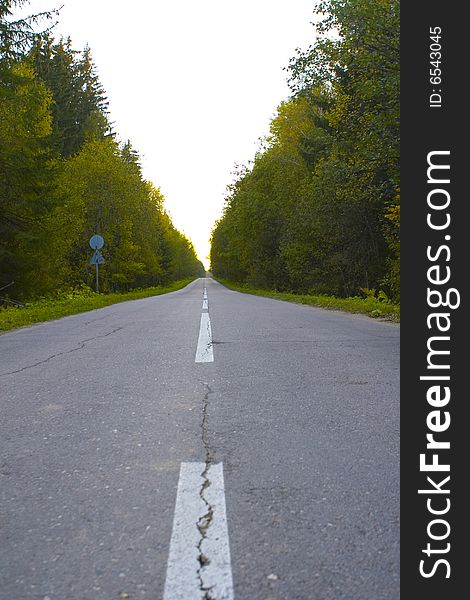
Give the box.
[89,234,104,250]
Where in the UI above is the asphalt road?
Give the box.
[0,278,399,600]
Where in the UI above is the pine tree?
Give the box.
[30,37,111,157]
[77,45,111,143]
[0,0,58,61]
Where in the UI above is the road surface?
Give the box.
[0,278,399,600]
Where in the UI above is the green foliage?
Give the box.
[30,35,111,157]
[211,0,400,301]
[211,92,329,290]
[0,60,56,297]
[45,138,202,293]
[360,287,390,304]
[0,0,59,61]
[1,1,202,302]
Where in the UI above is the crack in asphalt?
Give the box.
[0,327,124,377]
[196,382,216,599]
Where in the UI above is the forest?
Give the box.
[210,0,400,301]
[2,0,399,307]
[1,0,203,302]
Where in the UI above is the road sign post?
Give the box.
[89,235,105,293]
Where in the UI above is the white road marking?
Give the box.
[195,313,213,362]
[202,298,208,310]
[163,463,205,599]
[198,463,234,599]
[203,287,208,300]
[163,462,234,600]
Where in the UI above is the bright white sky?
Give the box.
[26,0,317,267]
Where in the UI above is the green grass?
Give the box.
[216,279,400,321]
[0,278,196,333]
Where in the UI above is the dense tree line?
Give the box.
[211,0,399,300]
[1,0,203,300]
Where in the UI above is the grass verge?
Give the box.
[216,279,400,321]
[0,278,195,333]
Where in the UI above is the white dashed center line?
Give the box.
[195,313,213,362]
[195,286,213,362]
[163,462,234,600]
